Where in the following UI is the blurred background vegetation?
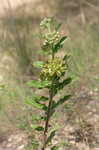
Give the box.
[0,0,99,146]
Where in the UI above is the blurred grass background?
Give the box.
[0,0,99,134]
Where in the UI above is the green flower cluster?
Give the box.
[44,31,60,45]
[40,58,67,81]
[40,17,61,51]
[40,17,52,28]
[42,31,60,51]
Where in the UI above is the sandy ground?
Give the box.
[0,130,27,150]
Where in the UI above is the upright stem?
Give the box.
[42,51,54,150]
[42,80,54,150]
[52,52,54,59]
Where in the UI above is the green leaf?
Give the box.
[63,54,71,61]
[25,96,47,111]
[59,36,67,45]
[52,95,71,110]
[31,124,44,131]
[58,77,72,89]
[31,114,46,121]
[31,94,48,102]
[53,36,67,53]
[35,126,44,131]
[46,130,56,145]
[30,124,38,129]
[38,96,49,102]
[33,61,44,68]
[32,115,43,121]
[55,23,62,31]
[51,146,59,150]
[54,78,72,95]
[27,80,51,89]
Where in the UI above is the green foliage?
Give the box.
[53,36,67,53]
[53,77,72,96]
[26,17,72,150]
[26,96,47,111]
[51,146,59,150]
[46,130,56,145]
[33,61,44,68]
[27,80,51,89]
[31,124,44,131]
[52,95,71,110]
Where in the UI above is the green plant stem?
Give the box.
[52,52,54,59]
[42,82,54,150]
[42,50,54,150]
